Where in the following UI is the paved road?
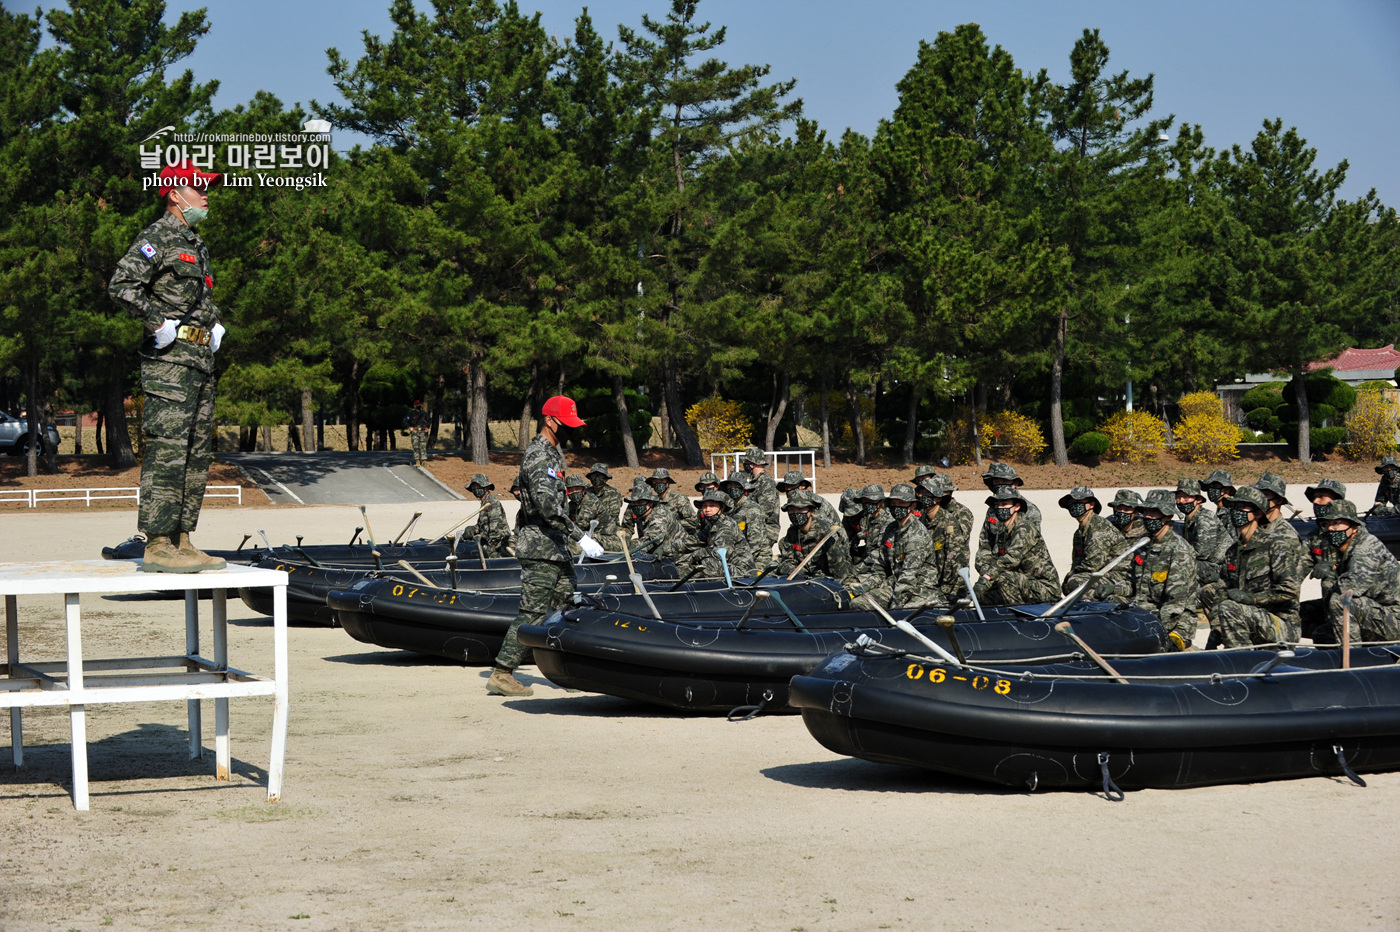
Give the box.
[221,452,462,505]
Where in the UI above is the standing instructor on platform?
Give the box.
[488,395,605,697]
[108,162,226,574]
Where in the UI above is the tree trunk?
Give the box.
[901,386,919,467]
[470,361,490,466]
[657,385,671,448]
[1294,368,1311,464]
[845,376,866,467]
[518,364,538,451]
[969,388,983,468]
[288,420,302,452]
[95,410,104,456]
[613,374,640,468]
[104,374,136,468]
[764,367,791,451]
[346,368,361,452]
[301,388,315,453]
[818,372,831,469]
[261,425,273,452]
[25,357,39,478]
[74,415,83,455]
[663,362,703,467]
[316,409,325,452]
[1050,307,1069,466]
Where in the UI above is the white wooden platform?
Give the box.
[0,560,289,810]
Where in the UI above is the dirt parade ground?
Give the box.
[2,491,1398,931]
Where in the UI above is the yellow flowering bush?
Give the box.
[1344,389,1400,460]
[940,408,1044,464]
[1098,410,1166,463]
[1176,391,1224,420]
[685,397,754,453]
[1173,413,1241,463]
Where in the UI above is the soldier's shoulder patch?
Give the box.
[139,242,156,259]
[178,252,198,263]
[545,467,561,479]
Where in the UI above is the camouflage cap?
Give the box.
[587,462,612,479]
[857,483,886,502]
[465,473,494,491]
[1253,471,1289,505]
[648,468,675,484]
[1175,477,1204,499]
[1323,499,1363,525]
[1224,486,1269,514]
[1057,486,1100,510]
[783,489,819,512]
[722,470,754,491]
[912,464,938,481]
[698,488,730,508]
[985,486,1029,508]
[918,475,954,498]
[1110,489,1143,509]
[626,482,662,504]
[1201,469,1235,490]
[776,469,808,491]
[887,483,917,503]
[839,489,863,518]
[694,471,721,491]
[740,445,767,466]
[1139,489,1179,518]
[1377,456,1399,474]
[508,475,522,492]
[1304,478,1347,502]
[981,462,1024,486]
[565,474,587,490]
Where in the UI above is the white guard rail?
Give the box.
[710,449,817,492]
[0,485,242,508]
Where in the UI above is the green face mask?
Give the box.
[175,193,208,227]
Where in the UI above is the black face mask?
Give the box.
[1109,511,1133,528]
[1067,502,1088,519]
[888,505,910,522]
[589,475,607,491]
[1313,503,1335,520]
[917,495,937,512]
[1142,516,1166,535]
[630,504,650,520]
[1178,501,1197,519]
[468,487,485,499]
[1206,488,1226,504]
[554,424,574,446]
[699,511,719,529]
[1326,528,1351,548]
[725,486,744,503]
[1229,508,1253,529]
[648,481,668,498]
[791,511,811,529]
[567,491,584,505]
[862,501,880,516]
[993,507,1014,524]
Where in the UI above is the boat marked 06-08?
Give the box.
[906,663,1012,695]
[387,583,462,605]
[612,618,650,632]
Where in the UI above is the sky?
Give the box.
[12,0,1400,204]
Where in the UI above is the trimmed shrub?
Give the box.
[1070,431,1111,458]
[1062,416,1093,442]
[1177,391,1224,420]
[1174,412,1241,463]
[1311,403,1338,427]
[1246,407,1282,433]
[685,397,754,453]
[1098,410,1167,463]
[1312,426,1346,452]
[1344,389,1400,460]
[1302,374,1356,414]
[1240,382,1287,411]
[1358,379,1393,392]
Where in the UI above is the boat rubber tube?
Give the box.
[789,645,1400,790]
[518,602,1166,713]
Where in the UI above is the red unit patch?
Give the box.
[178,253,197,263]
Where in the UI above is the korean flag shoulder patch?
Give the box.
[139,242,157,259]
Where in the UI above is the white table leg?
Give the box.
[212,589,229,781]
[65,592,88,811]
[184,589,201,760]
[267,583,288,801]
[6,594,20,768]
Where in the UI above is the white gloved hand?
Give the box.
[577,534,605,560]
[153,319,178,349]
[211,322,226,353]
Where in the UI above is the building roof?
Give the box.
[1310,345,1400,377]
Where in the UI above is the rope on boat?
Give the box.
[727,689,776,722]
[1098,753,1125,802]
[1334,745,1367,787]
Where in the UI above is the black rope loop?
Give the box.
[1333,744,1367,787]
[727,689,776,722]
[1098,752,1125,802]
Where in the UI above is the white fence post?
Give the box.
[3,486,242,509]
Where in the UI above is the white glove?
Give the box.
[211,322,225,353]
[578,534,605,560]
[153,319,178,349]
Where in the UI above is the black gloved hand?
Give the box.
[1224,588,1252,605]
[1198,563,1221,584]
[1205,628,1223,651]
[1310,564,1338,583]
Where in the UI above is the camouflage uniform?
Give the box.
[976,463,1041,559]
[856,490,944,609]
[1177,478,1232,584]
[839,489,868,567]
[1202,488,1307,647]
[681,490,755,578]
[1319,504,1400,643]
[1122,494,1200,649]
[566,475,606,556]
[775,490,854,582]
[723,471,776,561]
[1060,488,1130,599]
[916,477,971,603]
[1372,457,1400,516]
[585,464,625,553]
[109,210,221,540]
[779,469,840,531]
[404,405,428,465]
[494,434,585,671]
[742,447,782,541]
[461,475,512,558]
[1298,478,1349,635]
[1201,470,1239,546]
[627,485,691,562]
[974,488,1060,606]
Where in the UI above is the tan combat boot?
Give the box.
[140,534,203,574]
[175,532,227,571]
[485,667,533,697]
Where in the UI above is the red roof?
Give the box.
[1310,345,1400,374]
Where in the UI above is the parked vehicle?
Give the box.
[0,409,61,457]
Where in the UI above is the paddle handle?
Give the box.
[788,524,841,580]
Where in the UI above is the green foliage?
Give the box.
[1246,407,1283,433]
[1070,431,1111,457]
[575,387,652,453]
[1311,426,1346,452]
[1240,383,1287,411]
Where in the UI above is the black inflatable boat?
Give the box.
[517,601,1167,714]
[1288,515,1400,557]
[101,534,481,566]
[325,575,845,663]
[245,552,680,626]
[790,642,1400,792]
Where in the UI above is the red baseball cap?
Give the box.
[157,160,221,197]
[541,395,585,427]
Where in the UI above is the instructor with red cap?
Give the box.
[487,394,604,696]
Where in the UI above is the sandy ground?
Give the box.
[1,498,1397,931]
